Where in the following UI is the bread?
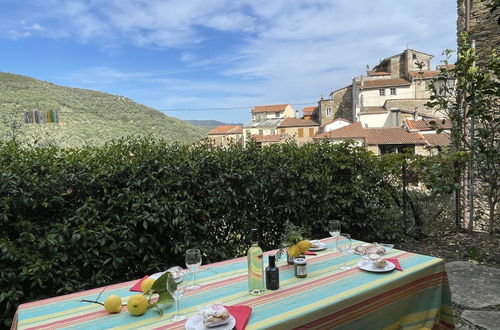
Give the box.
[203,310,231,328]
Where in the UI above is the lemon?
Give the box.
[297,240,312,253]
[287,244,301,258]
[140,277,155,293]
[127,294,148,316]
[103,295,122,314]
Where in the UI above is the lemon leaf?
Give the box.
[157,291,174,305]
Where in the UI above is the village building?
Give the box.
[317,48,449,130]
[207,125,243,147]
[242,104,296,145]
[277,117,320,145]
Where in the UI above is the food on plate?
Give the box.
[353,243,387,255]
[203,309,231,328]
[309,240,321,248]
[368,253,380,262]
[374,258,387,268]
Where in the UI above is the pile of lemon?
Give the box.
[103,277,155,316]
[287,240,311,258]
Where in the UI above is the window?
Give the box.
[275,112,280,118]
[412,54,417,59]
[390,87,397,95]
[379,89,385,96]
[309,127,314,136]
[298,128,304,138]
[270,129,276,135]
[280,129,285,134]
[326,108,332,116]
[246,130,251,139]
[258,129,264,135]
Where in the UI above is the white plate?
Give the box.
[357,260,395,272]
[308,241,327,251]
[352,243,394,256]
[185,314,236,330]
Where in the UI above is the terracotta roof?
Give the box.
[314,122,365,140]
[361,106,388,114]
[278,117,319,128]
[208,125,242,135]
[364,127,426,145]
[357,78,411,89]
[250,134,284,143]
[423,133,451,146]
[408,70,439,79]
[252,104,289,113]
[314,122,426,145]
[303,106,318,115]
[405,119,452,131]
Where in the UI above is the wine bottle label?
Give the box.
[296,265,307,276]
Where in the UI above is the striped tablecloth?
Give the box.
[13,238,455,329]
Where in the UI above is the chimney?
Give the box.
[413,107,418,120]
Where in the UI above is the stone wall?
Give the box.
[457,0,500,61]
[385,98,437,116]
[320,85,353,125]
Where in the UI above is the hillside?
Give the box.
[0,72,207,147]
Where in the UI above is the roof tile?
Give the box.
[278,117,319,128]
[252,104,289,113]
[208,125,242,135]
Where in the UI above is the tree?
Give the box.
[427,33,499,235]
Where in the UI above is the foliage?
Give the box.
[0,138,460,327]
[426,33,499,234]
[0,72,207,147]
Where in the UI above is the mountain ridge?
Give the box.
[0,72,207,147]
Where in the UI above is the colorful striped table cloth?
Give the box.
[13,238,454,329]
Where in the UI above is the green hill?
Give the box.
[0,72,207,147]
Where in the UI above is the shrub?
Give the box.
[0,138,456,327]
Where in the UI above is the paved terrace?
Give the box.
[446,261,500,329]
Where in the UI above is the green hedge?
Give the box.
[0,138,456,327]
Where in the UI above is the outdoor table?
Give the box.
[12,237,455,329]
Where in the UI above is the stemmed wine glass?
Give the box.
[336,233,352,270]
[185,249,202,290]
[328,220,341,250]
[167,278,187,322]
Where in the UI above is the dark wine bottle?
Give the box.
[265,254,279,290]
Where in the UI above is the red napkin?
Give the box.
[224,305,252,330]
[305,251,317,255]
[385,258,403,271]
[130,275,149,291]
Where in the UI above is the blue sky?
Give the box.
[0,0,458,123]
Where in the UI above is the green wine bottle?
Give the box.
[247,228,265,296]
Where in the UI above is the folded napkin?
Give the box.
[224,305,252,330]
[385,258,403,271]
[305,251,317,255]
[130,275,149,292]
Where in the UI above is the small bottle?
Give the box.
[247,229,265,296]
[294,257,307,278]
[265,255,280,290]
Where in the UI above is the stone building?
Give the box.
[207,125,243,147]
[277,117,320,145]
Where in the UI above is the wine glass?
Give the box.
[167,278,187,322]
[336,233,352,270]
[185,249,202,290]
[328,220,341,250]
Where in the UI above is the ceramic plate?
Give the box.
[353,243,394,255]
[308,241,327,251]
[357,260,395,272]
[185,314,236,330]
